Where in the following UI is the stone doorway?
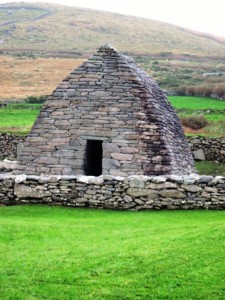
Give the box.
[85,140,103,176]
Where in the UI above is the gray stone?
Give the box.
[120,147,138,154]
[198,176,213,183]
[134,199,145,205]
[129,177,145,188]
[166,175,183,183]
[147,191,159,199]
[111,153,133,161]
[104,143,121,153]
[193,149,205,160]
[103,158,121,170]
[181,185,203,193]
[127,188,159,197]
[205,187,218,193]
[15,174,27,183]
[147,182,177,189]
[14,183,51,199]
[88,177,104,185]
[124,195,133,202]
[17,143,24,160]
[109,170,127,177]
[201,192,211,198]
[159,190,186,198]
[152,176,167,183]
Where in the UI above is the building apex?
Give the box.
[99,43,117,51]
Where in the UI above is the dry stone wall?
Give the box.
[0,134,25,160]
[188,136,225,163]
[0,174,15,206]
[1,174,225,210]
[1,134,224,165]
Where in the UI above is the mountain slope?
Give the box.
[0,2,225,57]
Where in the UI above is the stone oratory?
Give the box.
[17,44,196,177]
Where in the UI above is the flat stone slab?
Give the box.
[193,149,205,160]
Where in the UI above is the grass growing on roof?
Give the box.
[0,205,225,300]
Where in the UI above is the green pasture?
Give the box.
[0,108,39,134]
[5,103,42,108]
[0,206,225,300]
[168,96,225,110]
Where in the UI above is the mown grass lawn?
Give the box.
[0,205,225,300]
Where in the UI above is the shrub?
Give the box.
[212,85,225,98]
[25,95,48,103]
[180,116,209,130]
[185,86,195,96]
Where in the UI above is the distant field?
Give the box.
[0,107,39,134]
[0,56,84,99]
[169,96,225,136]
[137,56,225,92]
[0,206,225,300]
[1,55,225,99]
[168,96,225,110]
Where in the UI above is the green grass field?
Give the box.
[0,107,39,134]
[168,96,225,110]
[169,96,225,136]
[0,205,225,300]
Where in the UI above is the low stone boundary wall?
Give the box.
[0,134,26,160]
[1,174,225,210]
[188,136,225,163]
[0,174,15,206]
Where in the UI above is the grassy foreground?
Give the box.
[0,206,225,299]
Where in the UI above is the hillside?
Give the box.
[0,2,225,57]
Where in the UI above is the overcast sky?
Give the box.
[0,0,225,38]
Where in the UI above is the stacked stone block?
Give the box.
[17,44,195,176]
[2,134,224,165]
[0,133,25,160]
[0,174,14,205]
[188,136,225,163]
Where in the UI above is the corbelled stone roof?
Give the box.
[17,44,196,176]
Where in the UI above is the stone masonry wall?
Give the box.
[1,134,224,165]
[0,134,25,160]
[0,174,15,206]
[1,174,225,210]
[17,45,195,176]
[188,136,225,163]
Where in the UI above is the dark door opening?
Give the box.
[85,140,103,176]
